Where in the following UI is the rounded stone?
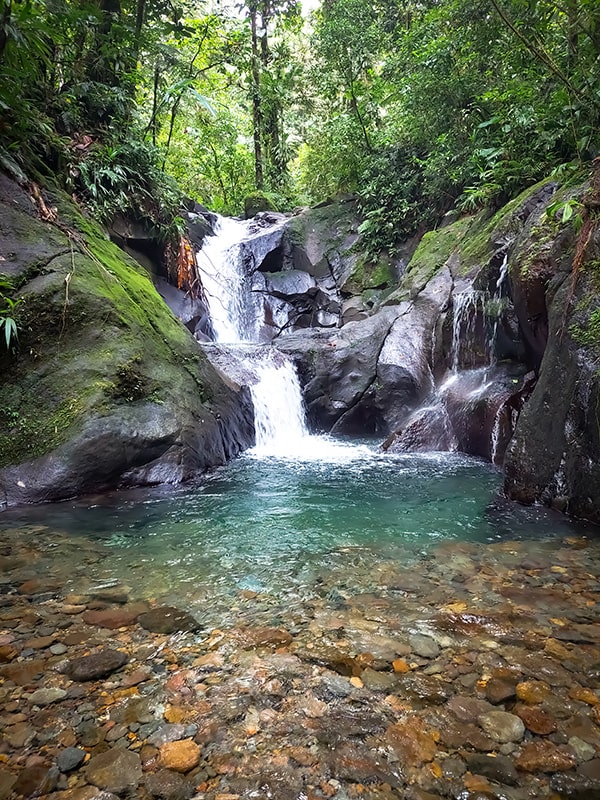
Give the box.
[137,607,201,634]
[409,633,440,659]
[27,687,67,705]
[67,649,127,681]
[478,710,525,743]
[85,748,142,793]
[159,740,201,773]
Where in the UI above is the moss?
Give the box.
[571,308,600,352]
[0,187,217,468]
[343,253,394,294]
[244,192,276,218]
[0,389,88,468]
[385,215,475,303]
[458,176,562,276]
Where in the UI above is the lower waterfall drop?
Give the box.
[248,353,309,455]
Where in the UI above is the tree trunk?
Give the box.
[250,1,264,189]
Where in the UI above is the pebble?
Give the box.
[515,740,577,772]
[27,687,68,705]
[85,748,142,792]
[2,525,600,800]
[478,710,525,743]
[67,649,128,681]
[158,739,201,773]
[57,747,86,772]
[409,633,440,658]
[137,606,201,634]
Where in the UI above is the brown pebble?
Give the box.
[515,705,557,735]
[515,680,551,705]
[159,739,201,773]
[515,740,577,772]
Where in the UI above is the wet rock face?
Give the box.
[0,176,255,510]
[503,167,600,521]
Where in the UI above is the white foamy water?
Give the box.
[195,216,256,342]
[196,214,313,455]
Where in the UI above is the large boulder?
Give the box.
[0,175,254,509]
[503,167,600,521]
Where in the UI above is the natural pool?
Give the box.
[0,438,590,625]
[2,439,600,800]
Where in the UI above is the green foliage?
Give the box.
[546,197,585,232]
[0,278,22,349]
[68,138,183,231]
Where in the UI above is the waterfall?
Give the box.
[196,214,309,452]
[451,290,487,371]
[195,216,261,343]
[249,353,308,455]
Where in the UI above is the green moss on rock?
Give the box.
[0,181,234,474]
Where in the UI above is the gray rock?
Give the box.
[57,747,86,773]
[409,633,440,659]
[137,606,201,634]
[147,724,187,747]
[320,673,353,698]
[447,695,496,722]
[464,752,519,786]
[145,770,194,800]
[67,649,128,681]
[85,748,142,794]
[478,710,525,743]
[27,687,67,705]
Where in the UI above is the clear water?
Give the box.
[0,440,587,628]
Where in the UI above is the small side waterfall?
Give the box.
[385,256,522,464]
[196,215,309,452]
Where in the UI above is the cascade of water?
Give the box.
[195,216,261,343]
[451,290,487,371]
[196,214,310,454]
[487,252,509,367]
[249,354,309,455]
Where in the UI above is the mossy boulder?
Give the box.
[0,175,254,509]
[244,193,276,219]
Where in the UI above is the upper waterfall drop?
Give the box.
[195,216,259,343]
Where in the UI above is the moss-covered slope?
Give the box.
[0,175,253,508]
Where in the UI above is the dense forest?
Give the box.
[0,0,598,254]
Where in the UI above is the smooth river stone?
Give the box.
[409,633,440,658]
[144,769,192,800]
[82,603,147,629]
[67,649,127,681]
[463,752,519,786]
[137,607,201,634]
[27,687,67,705]
[158,740,201,773]
[85,748,142,793]
[478,711,525,743]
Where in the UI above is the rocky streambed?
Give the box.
[1,523,600,800]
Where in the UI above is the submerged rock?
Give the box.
[137,607,201,634]
[67,649,128,681]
